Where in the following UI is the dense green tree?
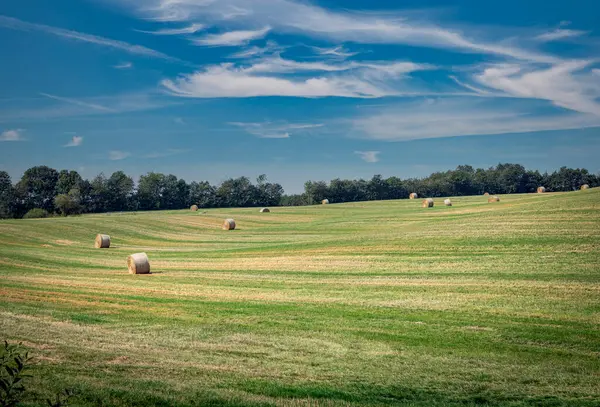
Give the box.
[15,166,59,213]
[0,171,15,219]
[106,171,134,212]
[189,181,217,208]
[56,170,84,195]
[54,189,82,216]
[137,172,166,210]
[88,174,109,213]
[216,177,257,207]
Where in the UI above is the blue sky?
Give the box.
[1,0,599,193]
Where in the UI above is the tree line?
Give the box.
[0,163,597,218]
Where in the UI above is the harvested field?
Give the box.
[1,190,599,406]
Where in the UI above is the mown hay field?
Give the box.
[1,190,599,406]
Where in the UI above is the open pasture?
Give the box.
[1,190,599,406]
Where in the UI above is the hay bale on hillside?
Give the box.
[422,198,434,208]
[127,253,150,274]
[483,192,490,196]
[444,199,452,206]
[581,184,590,190]
[409,193,418,199]
[222,218,236,230]
[488,196,500,203]
[190,205,198,211]
[259,208,270,213]
[322,199,330,205]
[537,186,546,193]
[94,234,110,249]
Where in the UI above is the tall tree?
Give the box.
[106,171,135,212]
[15,166,59,212]
[137,172,166,210]
[56,170,84,195]
[189,181,217,208]
[0,171,15,219]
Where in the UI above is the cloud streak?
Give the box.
[108,150,131,160]
[230,121,323,138]
[350,98,600,141]
[121,0,556,62]
[136,23,205,35]
[535,29,587,42]
[64,135,83,147]
[192,27,270,46]
[0,129,25,142]
[161,59,433,98]
[354,151,380,163]
[0,15,180,62]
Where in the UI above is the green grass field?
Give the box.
[1,190,599,406]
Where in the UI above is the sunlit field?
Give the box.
[1,190,599,406]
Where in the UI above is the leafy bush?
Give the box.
[0,341,74,407]
[0,341,32,407]
[22,208,49,219]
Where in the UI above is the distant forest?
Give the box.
[0,164,597,219]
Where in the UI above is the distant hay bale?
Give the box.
[444,199,452,206]
[488,196,500,203]
[422,198,434,208]
[322,199,329,205]
[222,218,236,230]
[483,192,490,196]
[94,234,110,249]
[581,184,590,190]
[127,253,150,274]
[409,193,418,199]
[190,205,198,211]
[259,208,270,213]
[537,186,546,193]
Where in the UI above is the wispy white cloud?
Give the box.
[0,15,180,62]
[228,40,284,58]
[40,92,115,112]
[311,45,358,59]
[108,150,131,160]
[192,27,271,46]
[64,135,83,147]
[161,65,379,98]
[135,23,205,35]
[0,129,25,142]
[230,121,322,138]
[121,0,555,62]
[354,150,380,163]
[242,55,431,75]
[471,61,600,115]
[113,62,133,69]
[350,98,600,141]
[535,29,587,42]
[0,92,174,121]
[144,148,190,158]
[161,59,432,98]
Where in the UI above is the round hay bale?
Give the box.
[409,193,418,199]
[488,196,500,203]
[190,205,198,211]
[127,253,150,274]
[422,198,434,208]
[259,208,270,213]
[581,184,590,190]
[537,186,546,193]
[222,218,236,230]
[322,199,330,205]
[444,199,452,206]
[483,192,490,196]
[94,234,110,249]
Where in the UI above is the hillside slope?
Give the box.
[1,190,599,406]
